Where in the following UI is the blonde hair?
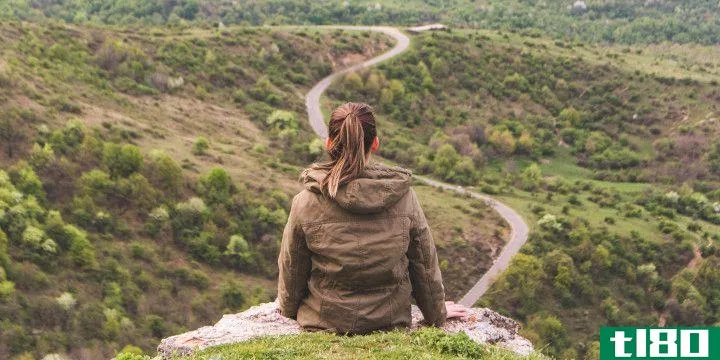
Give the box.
[314,103,377,198]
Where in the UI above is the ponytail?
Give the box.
[315,103,377,198]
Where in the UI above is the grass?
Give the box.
[455,28,720,84]
[187,328,545,360]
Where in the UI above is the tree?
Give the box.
[494,254,546,310]
[433,144,460,181]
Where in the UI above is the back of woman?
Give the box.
[277,103,464,334]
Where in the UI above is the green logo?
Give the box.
[600,327,720,359]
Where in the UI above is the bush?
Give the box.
[65,225,97,268]
[197,167,233,205]
[222,281,245,310]
[103,143,143,178]
[173,197,209,235]
[192,137,210,155]
[10,162,44,200]
[146,151,183,195]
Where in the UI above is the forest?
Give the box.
[3,0,720,44]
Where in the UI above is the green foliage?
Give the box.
[63,224,96,268]
[266,110,298,137]
[524,314,568,358]
[192,137,210,155]
[221,280,245,310]
[197,167,233,205]
[103,143,143,178]
[520,164,542,191]
[10,162,44,200]
[146,151,183,195]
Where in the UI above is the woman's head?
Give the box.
[319,102,379,198]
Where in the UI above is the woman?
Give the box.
[277,102,467,334]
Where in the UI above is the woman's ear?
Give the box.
[325,137,332,150]
[371,136,380,153]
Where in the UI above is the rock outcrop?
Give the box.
[157,302,533,358]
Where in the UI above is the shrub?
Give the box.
[0,280,15,300]
[29,143,55,168]
[10,162,44,200]
[173,197,209,234]
[103,143,143,178]
[222,281,245,310]
[192,137,210,155]
[78,170,114,199]
[65,224,96,268]
[147,150,183,195]
[197,167,233,205]
[266,110,298,137]
[21,225,46,248]
[145,206,170,237]
[224,234,251,266]
[56,292,77,311]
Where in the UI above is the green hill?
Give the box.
[327,28,720,358]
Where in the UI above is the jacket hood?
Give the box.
[301,163,412,214]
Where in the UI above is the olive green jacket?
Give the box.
[277,163,446,334]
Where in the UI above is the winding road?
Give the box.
[304,26,530,307]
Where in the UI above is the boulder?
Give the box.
[157,302,533,358]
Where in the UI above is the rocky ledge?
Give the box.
[157,302,533,358]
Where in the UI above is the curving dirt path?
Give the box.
[303,26,530,307]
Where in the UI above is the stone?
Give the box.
[157,302,533,358]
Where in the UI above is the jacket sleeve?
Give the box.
[407,188,447,326]
[277,194,311,319]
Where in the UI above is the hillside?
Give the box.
[0,22,511,359]
[327,28,720,358]
[4,0,720,45]
[2,3,720,359]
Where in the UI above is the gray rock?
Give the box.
[572,0,588,12]
[157,302,534,358]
